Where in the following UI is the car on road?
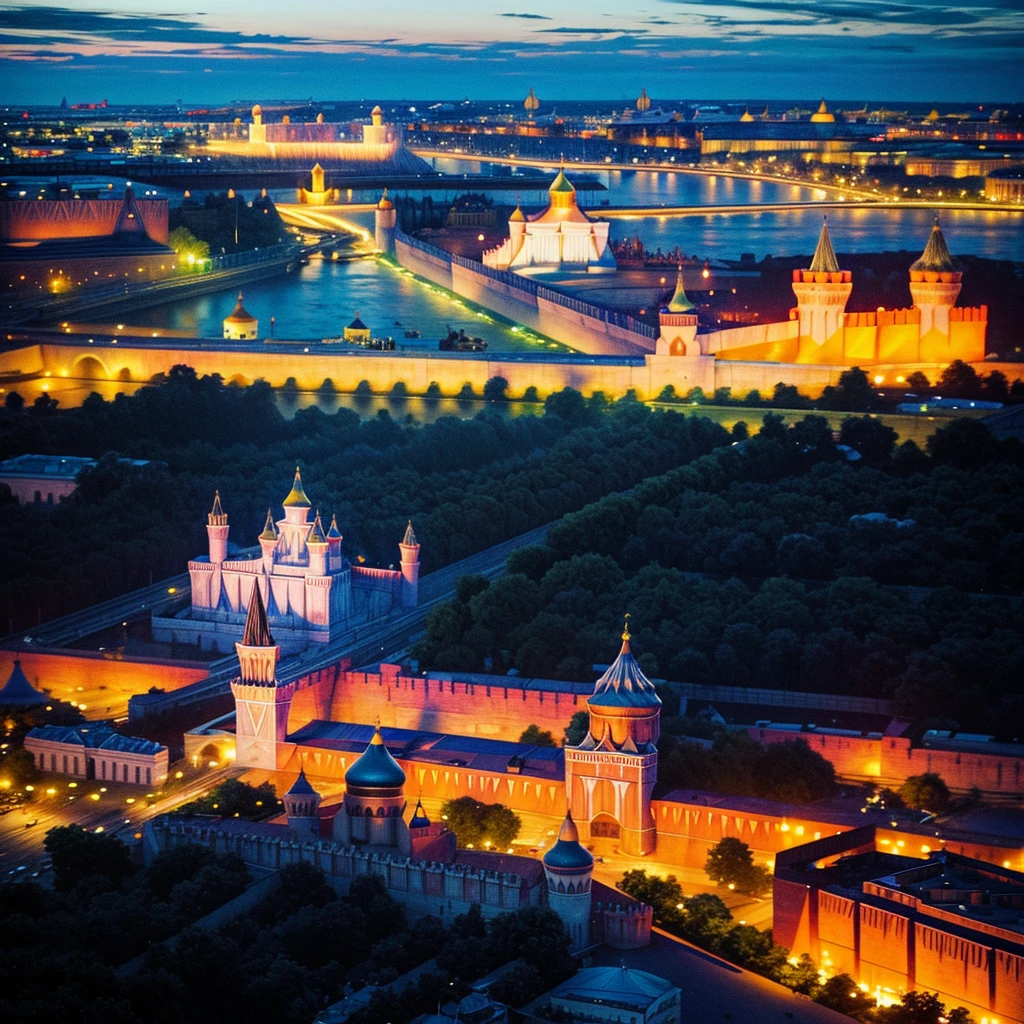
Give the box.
[24,819,38,828]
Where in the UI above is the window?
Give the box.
[38,752,45,770]
[101,760,106,780]
[51,753,57,771]
[123,763,128,782]
[73,756,79,775]
[146,767,152,785]
[63,755,68,774]
[135,765,140,784]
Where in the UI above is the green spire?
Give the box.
[402,520,418,547]
[549,164,575,194]
[259,508,277,542]
[666,266,696,313]
[308,511,327,545]
[282,466,311,508]
[808,216,840,274]
[911,217,959,273]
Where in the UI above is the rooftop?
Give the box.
[0,454,95,480]
[547,966,677,1013]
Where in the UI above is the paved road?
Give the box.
[0,765,236,879]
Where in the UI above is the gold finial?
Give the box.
[622,612,631,642]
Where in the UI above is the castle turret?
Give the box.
[791,217,853,349]
[333,724,411,854]
[810,98,835,123]
[230,582,292,770]
[307,511,328,577]
[543,811,594,952]
[207,490,229,565]
[223,292,258,340]
[327,514,343,572]
[258,507,278,576]
[656,266,699,356]
[375,188,397,253]
[283,768,321,837]
[909,217,962,339]
[311,162,325,194]
[564,617,660,856]
[399,520,420,608]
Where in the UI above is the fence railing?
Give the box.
[395,229,658,340]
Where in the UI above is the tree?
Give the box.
[815,973,873,1019]
[179,779,277,818]
[937,360,982,398]
[544,387,590,426]
[167,225,210,264]
[4,390,24,412]
[840,415,898,462]
[875,990,974,1024]
[44,824,134,890]
[519,724,556,747]
[483,376,509,402]
[564,710,589,746]
[905,370,931,391]
[618,869,684,924]
[440,795,521,849]
[758,412,788,442]
[824,367,875,411]
[705,837,772,895]
[758,740,837,803]
[927,418,1001,468]
[898,772,951,813]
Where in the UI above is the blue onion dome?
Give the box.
[410,798,431,829]
[345,724,406,791]
[543,812,594,871]
[587,618,661,709]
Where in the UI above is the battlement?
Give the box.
[792,269,852,284]
[909,269,962,284]
[950,305,988,322]
[844,308,921,328]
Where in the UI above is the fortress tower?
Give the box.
[564,619,661,856]
[206,490,229,566]
[399,520,420,608]
[791,217,853,355]
[909,218,962,340]
[333,724,411,854]
[543,812,594,952]
[375,189,397,253]
[283,768,322,837]
[655,266,699,356]
[230,583,293,771]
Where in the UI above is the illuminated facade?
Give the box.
[482,168,615,274]
[152,470,419,652]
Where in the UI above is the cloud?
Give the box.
[500,12,551,18]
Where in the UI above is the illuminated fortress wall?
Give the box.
[0,198,169,244]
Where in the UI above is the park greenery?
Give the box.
[897,772,952,814]
[618,868,978,1023]
[704,837,773,895]
[414,405,1024,735]
[439,795,521,849]
[177,778,279,819]
[1,846,574,1024]
[0,372,731,633]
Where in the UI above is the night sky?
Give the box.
[0,1,1021,104]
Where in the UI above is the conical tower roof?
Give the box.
[259,508,277,542]
[911,218,959,273]
[509,200,525,223]
[112,185,148,237]
[549,165,575,194]
[0,659,48,707]
[543,811,594,870]
[345,724,407,791]
[308,511,327,545]
[224,292,256,324]
[666,266,695,313]
[402,520,418,546]
[589,617,661,709]
[327,515,342,541]
[282,466,311,508]
[808,217,840,274]
[241,582,274,648]
[286,767,318,797]
[410,797,431,829]
[208,490,228,526]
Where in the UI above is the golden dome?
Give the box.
[251,104,262,118]
[377,187,394,210]
[224,291,256,324]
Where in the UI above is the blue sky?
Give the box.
[1,1,1021,104]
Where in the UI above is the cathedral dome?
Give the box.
[543,812,594,871]
[377,188,394,211]
[549,167,575,194]
[346,724,406,791]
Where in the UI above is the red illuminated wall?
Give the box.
[0,199,169,244]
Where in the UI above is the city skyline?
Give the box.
[1,0,1022,104]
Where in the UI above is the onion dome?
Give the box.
[524,87,540,113]
[241,582,274,648]
[286,767,317,798]
[543,812,594,871]
[208,490,228,526]
[740,108,754,123]
[0,659,48,707]
[308,511,327,546]
[346,724,406,791]
[636,88,651,113]
[665,266,695,313]
[371,104,383,117]
[810,98,834,123]
[282,466,311,508]
[377,187,394,211]
[402,520,418,546]
[588,617,661,709]
[911,217,959,273]
[259,508,278,542]
[327,515,342,541]
[251,104,262,118]
[224,292,257,325]
[549,166,575,194]
[410,798,431,829]
[808,217,840,274]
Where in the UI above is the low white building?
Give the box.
[545,967,680,1024]
[25,724,169,786]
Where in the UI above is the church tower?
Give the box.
[543,811,594,952]
[909,217,962,339]
[564,618,660,856]
[656,266,699,356]
[207,490,229,565]
[375,189,397,253]
[230,582,293,770]
[399,520,420,608]
[791,217,853,353]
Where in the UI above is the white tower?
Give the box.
[791,218,852,348]
[399,520,420,608]
[283,768,322,837]
[375,189,397,253]
[206,490,229,564]
[909,217,962,339]
[656,266,699,356]
[230,582,292,770]
[543,812,594,953]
